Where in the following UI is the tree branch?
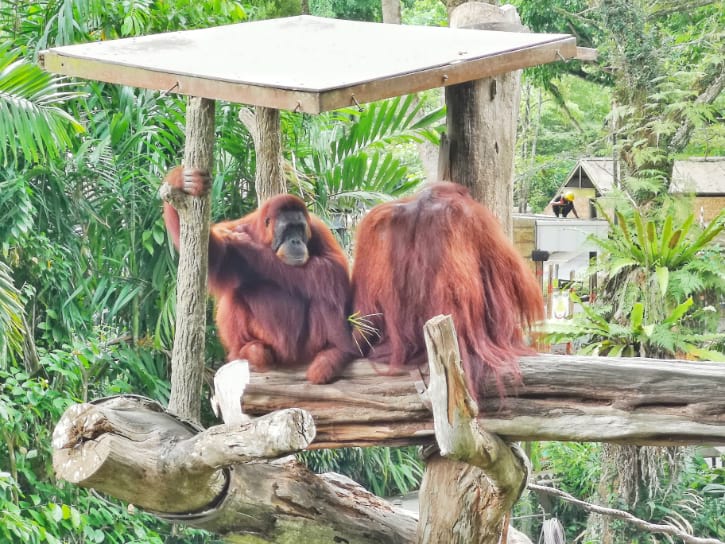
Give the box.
[417,314,528,544]
[669,61,725,153]
[423,315,527,495]
[650,0,719,18]
[529,483,724,544]
[166,96,215,424]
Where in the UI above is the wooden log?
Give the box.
[437,2,529,535]
[52,395,417,543]
[239,105,286,204]
[241,355,725,447]
[443,2,524,237]
[161,96,215,424]
[418,315,527,544]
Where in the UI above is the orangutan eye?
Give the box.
[265,217,271,227]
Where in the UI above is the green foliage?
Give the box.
[0,363,217,543]
[647,456,725,541]
[603,1,724,197]
[515,74,611,212]
[401,0,446,27]
[543,202,724,359]
[300,446,423,498]
[596,203,725,275]
[512,0,724,210]
[2,0,247,51]
[520,442,725,542]
[517,156,574,213]
[149,0,247,32]
[543,442,602,500]
[545,293,724,360]
[289,94,445,217]
[0,43,84,167]
[309,0,380,21]
[532,442,602,540]
[0,260,25,365]
[0,5,208,535]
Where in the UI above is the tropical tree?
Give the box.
[513,3,724,541]
[512,0,725,210]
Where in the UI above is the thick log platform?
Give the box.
[242,354,725,448]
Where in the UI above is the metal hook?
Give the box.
[160,81,180,97]
[351,94,364,112]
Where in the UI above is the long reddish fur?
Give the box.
[351,181,544,398]
[163,167,354,384]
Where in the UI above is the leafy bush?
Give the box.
[300,446,424,498]
[0,349,217,543]
[544,203,725,360]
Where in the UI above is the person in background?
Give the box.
[551,191,579,218]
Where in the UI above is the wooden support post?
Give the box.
[239,105,286,203]
[165,96,215,423]
[431,2,526,539]
[382,0,402,24]
[443,2,524,238]
[418,315,528,543]
[254,106,286,202]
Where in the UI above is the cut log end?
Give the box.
[52,403,114,483]
[212,359,251,424]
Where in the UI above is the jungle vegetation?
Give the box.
[0,0,722,542]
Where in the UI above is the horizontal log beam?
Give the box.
[242,354,725,447]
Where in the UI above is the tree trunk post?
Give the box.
[443,2,524,238]
[167,96,215,424]
[382,0,402,24]
[418,316,528,543]
[254,106,286,203]
[239,106,286,203]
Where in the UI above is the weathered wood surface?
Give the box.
[418,315,527,544]
[242,354,725,447]
[52,395,417,543]
[161,96,215,424]
[51,318,541,544]
[442,3,524,238]
[239,106,286,204]
[38,16,577,114]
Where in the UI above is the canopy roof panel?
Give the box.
[40,15,576,113]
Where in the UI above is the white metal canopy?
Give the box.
[40,15,576,113]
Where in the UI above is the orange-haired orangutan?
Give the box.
[351,181,543,399]
[162,167,355,384]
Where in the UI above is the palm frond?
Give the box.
[0,260,25,367]
[331,95,444,163]
[0,43,85,167]
[298,95,445,214]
